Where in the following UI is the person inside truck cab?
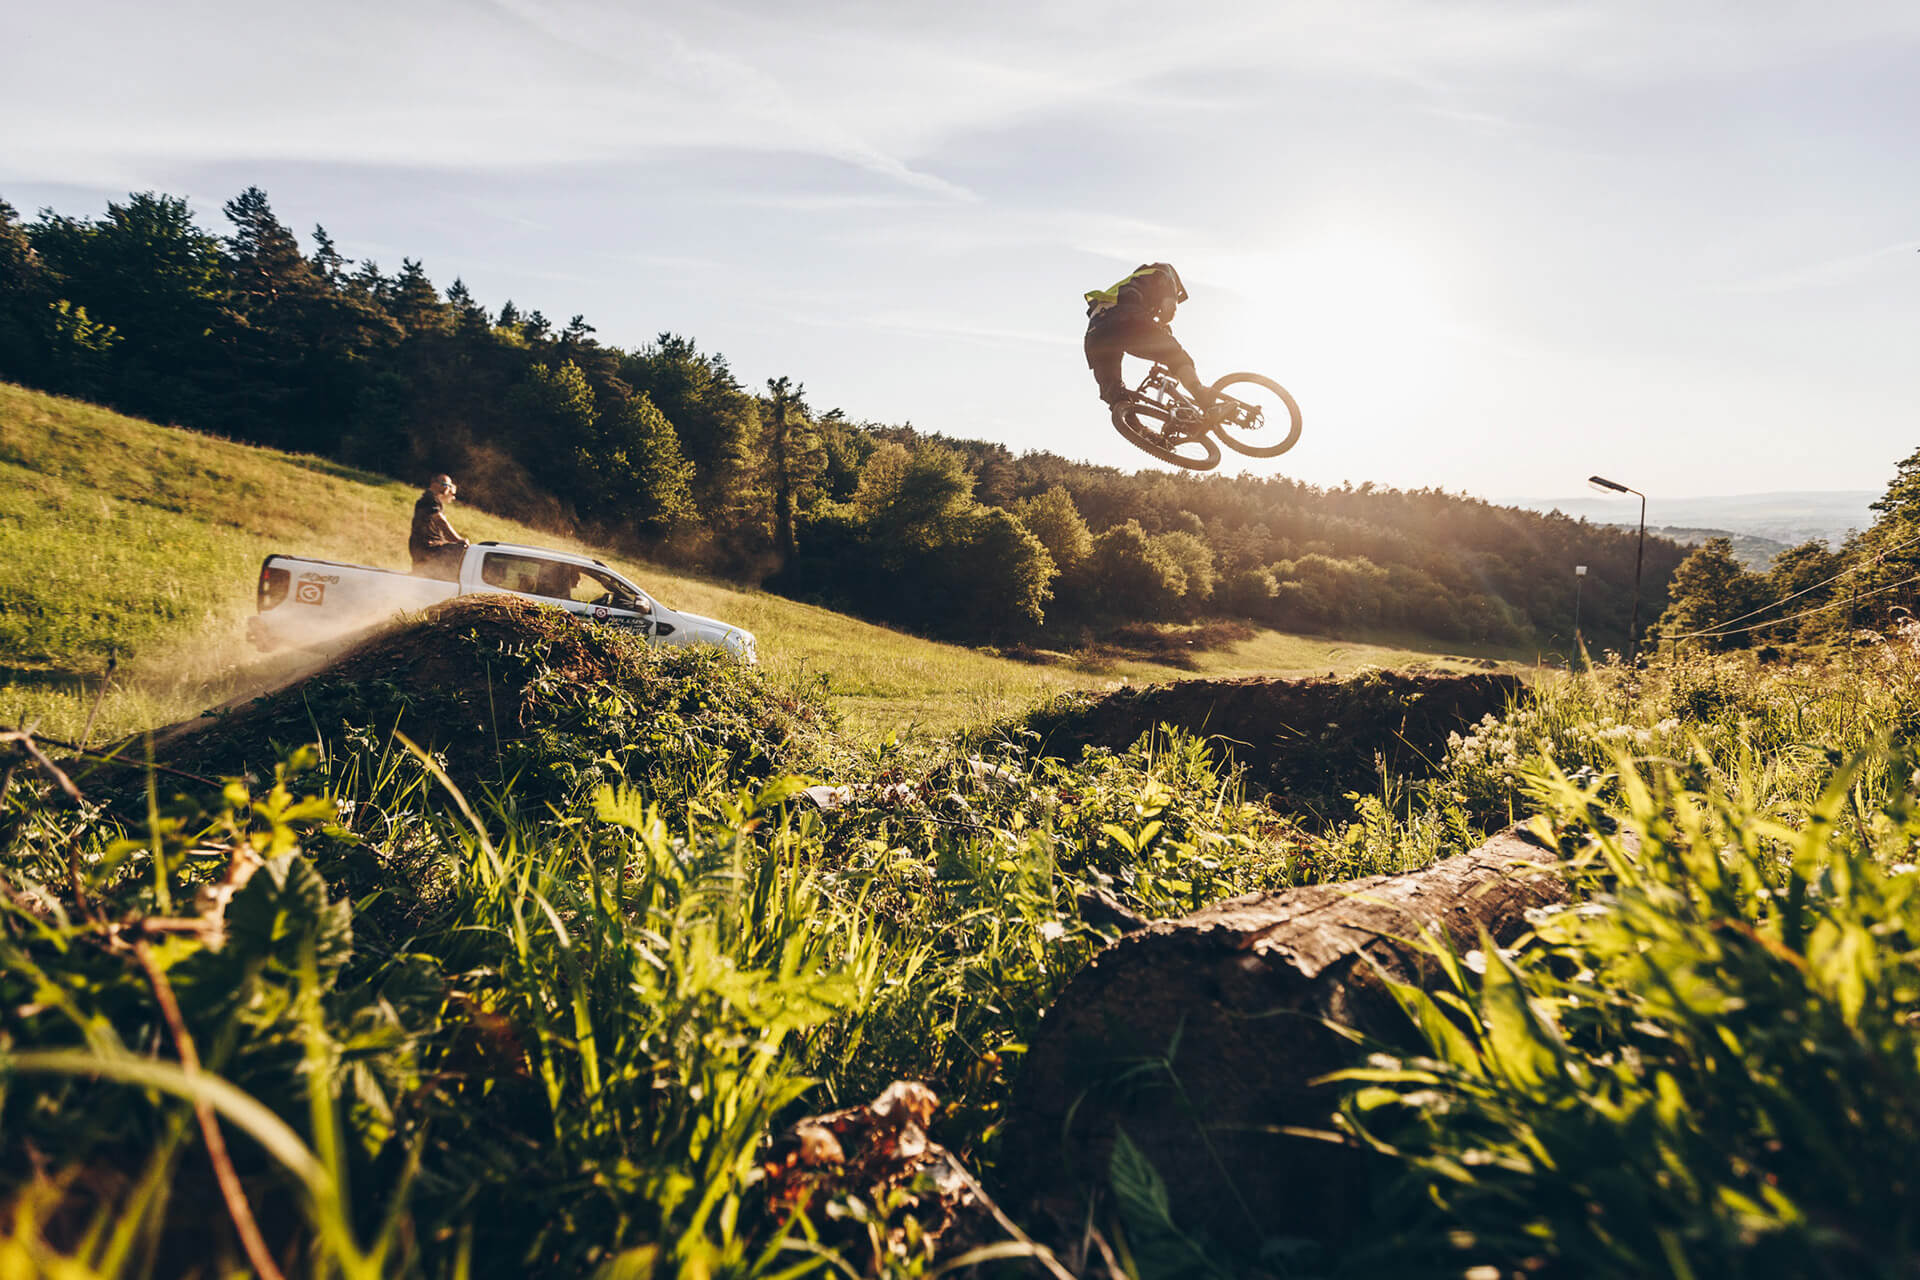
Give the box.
[537,562,581,600]
[409,474,470,579]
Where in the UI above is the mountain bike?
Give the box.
[1111,363,1302,471]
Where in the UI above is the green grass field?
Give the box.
[0,381,1517,744]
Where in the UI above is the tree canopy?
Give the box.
[0,185,1727,650]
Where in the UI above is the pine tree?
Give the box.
[385,258,449,335]
[310,224,347,286]
[762,376,823,561]
[223,186,315,313]
[221,188,396,450]
[0,198,50,379]
[446,279,487,329]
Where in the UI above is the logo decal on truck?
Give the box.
[295,581,327,606]
[593,605,610,620]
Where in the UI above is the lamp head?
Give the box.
[1588,475,1629,494]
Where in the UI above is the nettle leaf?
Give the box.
[225,854,353,972]
[592,783,653,833]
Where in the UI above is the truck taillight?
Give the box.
[259,564,290,610]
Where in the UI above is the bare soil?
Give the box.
[1020,668,1526,824]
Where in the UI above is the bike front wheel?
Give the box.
[1112,401,1221,471]
[1209,372,1302,458]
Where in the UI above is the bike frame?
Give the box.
[1133,364,1195,416]
[1132,363,1255,430]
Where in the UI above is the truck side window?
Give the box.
[483,552,647,612]
[482,552,544,594]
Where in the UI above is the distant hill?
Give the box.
[1647,527,1791,571]
[1509,491,1876,551]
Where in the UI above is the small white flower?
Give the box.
[1462,949,1487,975]
[1038,920,1067,942]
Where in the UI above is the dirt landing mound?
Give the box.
[1022,669,1525,822]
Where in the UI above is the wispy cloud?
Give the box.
[1722,241,1920,294]
[10,0,1917,191]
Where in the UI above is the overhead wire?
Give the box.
[1668,570,1920,643]
[1659,527,1920,643]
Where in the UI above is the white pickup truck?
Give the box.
[247,541,758,663]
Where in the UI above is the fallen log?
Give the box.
[999,824,1567,1254]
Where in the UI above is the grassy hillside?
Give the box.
[0,382,1506,743]
[8,399,1917,1280]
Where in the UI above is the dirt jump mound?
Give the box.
[1021,668,1525,823]
[111,595,821,803]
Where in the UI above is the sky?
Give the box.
[4,0,1917,506]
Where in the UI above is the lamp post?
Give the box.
[1573,564,1587,662]
[1589,475,1646,665]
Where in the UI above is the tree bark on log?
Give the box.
[999,825,1567,1253]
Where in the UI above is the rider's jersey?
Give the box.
[1085,263,1185,325]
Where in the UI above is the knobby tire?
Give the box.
[1111,400,1221,471]
[1209,372,1302,458]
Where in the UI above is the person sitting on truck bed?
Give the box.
[409,474,469,579]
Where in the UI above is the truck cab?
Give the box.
[250,541,757,663]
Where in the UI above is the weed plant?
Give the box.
[0,638,1294,1277]
[1293,634,1920,1277]
[15,602,1917,1276]
[1334,740,1920,1278]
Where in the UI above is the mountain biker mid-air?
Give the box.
[1083,262,1215,419]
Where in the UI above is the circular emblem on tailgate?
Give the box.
[593,605,609,620]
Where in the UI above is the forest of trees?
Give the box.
[0,187,1698,651]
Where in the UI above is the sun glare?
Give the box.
[1199,233,1473,428]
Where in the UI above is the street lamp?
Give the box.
[1573,565,1587,661]
[1589,475,1646,665]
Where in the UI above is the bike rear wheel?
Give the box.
[1209,372,1302,458]
[1112,400,1221,471]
